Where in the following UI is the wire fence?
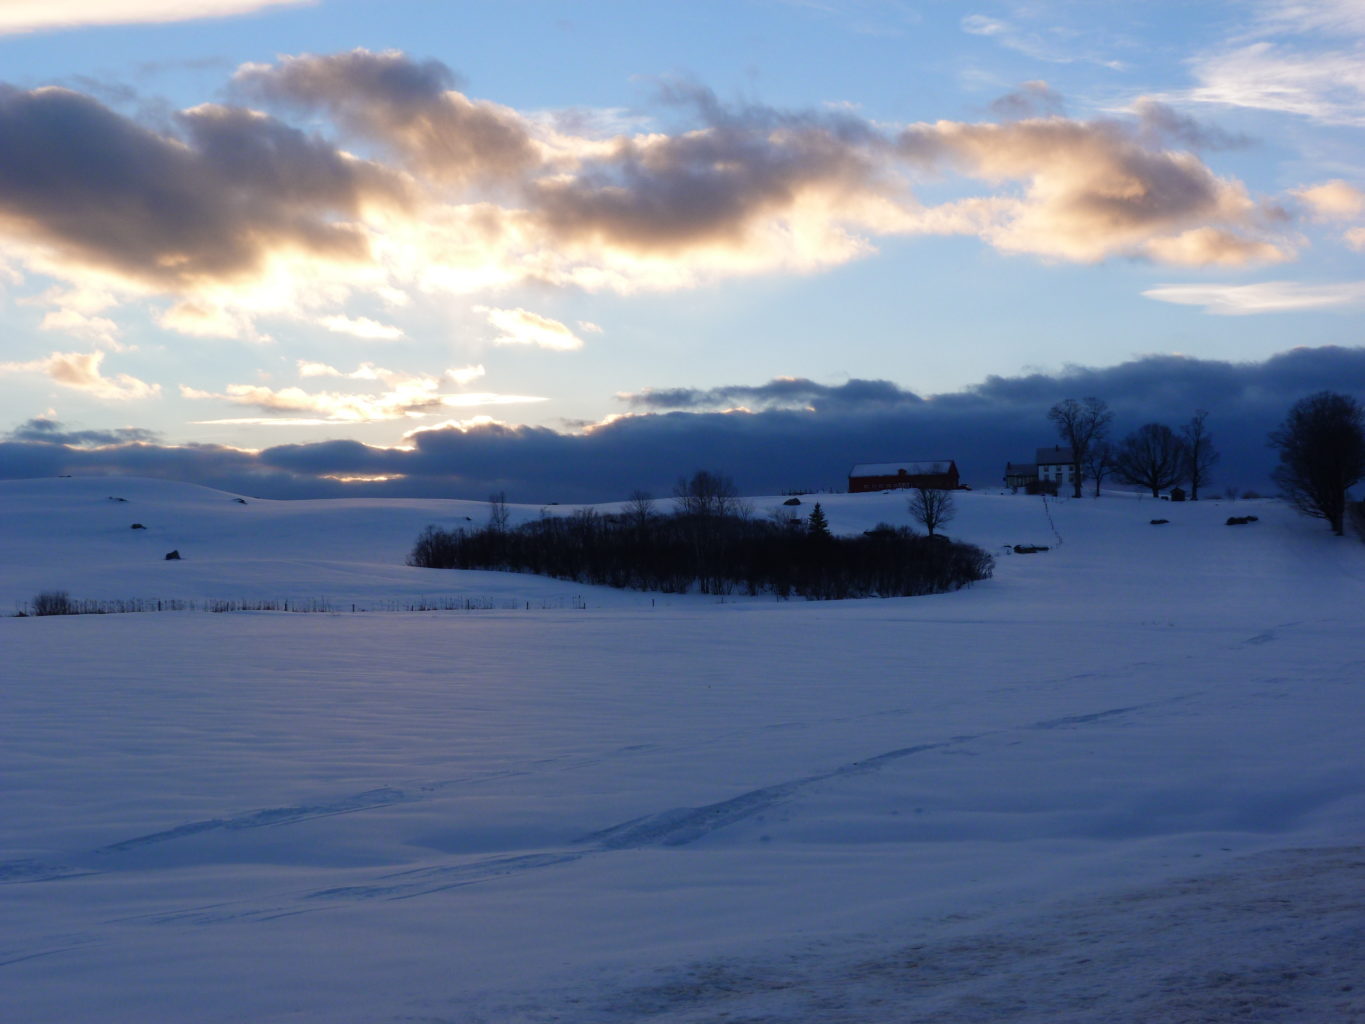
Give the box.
[11,592,589,618]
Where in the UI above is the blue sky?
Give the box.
[0,0,1362,498]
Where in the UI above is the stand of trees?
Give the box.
[1048,400,1223,500]
[410,498,993,600]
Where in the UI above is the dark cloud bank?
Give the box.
[5,347,1364,503]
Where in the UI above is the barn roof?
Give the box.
[850,460,955,478]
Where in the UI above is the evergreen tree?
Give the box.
[807,502,832,539]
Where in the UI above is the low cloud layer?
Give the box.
[6,347,1363,502]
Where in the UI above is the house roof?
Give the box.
[1035,446,1074,465]
[850,460,956,478]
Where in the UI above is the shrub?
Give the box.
[32,590,74,616]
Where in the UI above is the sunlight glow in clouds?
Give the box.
[0,48,1319,353]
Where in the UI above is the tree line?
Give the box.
[1046,392,1365,536]
[410,471,994,599]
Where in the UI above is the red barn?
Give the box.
[848,460,960,493]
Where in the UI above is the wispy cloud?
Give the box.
[1177,42,1365,125]
[0,0,313,35]
[183,361,541,423]
[1142,280,1365,315]
[1249,0,1365,39]
[960,11,1125,69]
[0,349,159,399]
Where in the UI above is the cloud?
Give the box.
[234,49,540,186]
[0,51,1318,339]
[989,81,1067,120]
[479,306,587,351]
[1293,179,1365,219]
[39,308,121,346]
[1142,280,1365,315]
[297,359,486,386]
[5,416,159,446]
[1132,100,1251,152]
[0,0,312,35]
[0,349,159,399]
[1178,42,1365,125]
[11,347,1363,501]
[317,314,404,340]
[897,116,1291,265]
[1250,0,1365,39]
[0,86,406,295]
[182,362,542,423]
[620,377,925,412]
[959,12,1124,69]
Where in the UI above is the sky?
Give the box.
[0,0,1362,501]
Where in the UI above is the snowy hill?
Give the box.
[2,477,1362,1022]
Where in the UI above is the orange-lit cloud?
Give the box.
[1293,179,1365,219]
[897,116,1291,265]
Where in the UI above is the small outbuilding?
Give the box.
[848,460,960,493]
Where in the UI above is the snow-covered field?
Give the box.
[2,477,1362,1023]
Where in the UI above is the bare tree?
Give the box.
[1047,397,1113,498]
[487,491,510,533]
[673,469,744,518]
[1181,409,1219,501]
[1114,423,1187,497]
[908,487,955,536]
[624,489,655,529]
[1269,391,1365,535]
[1084,440,1115,497]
